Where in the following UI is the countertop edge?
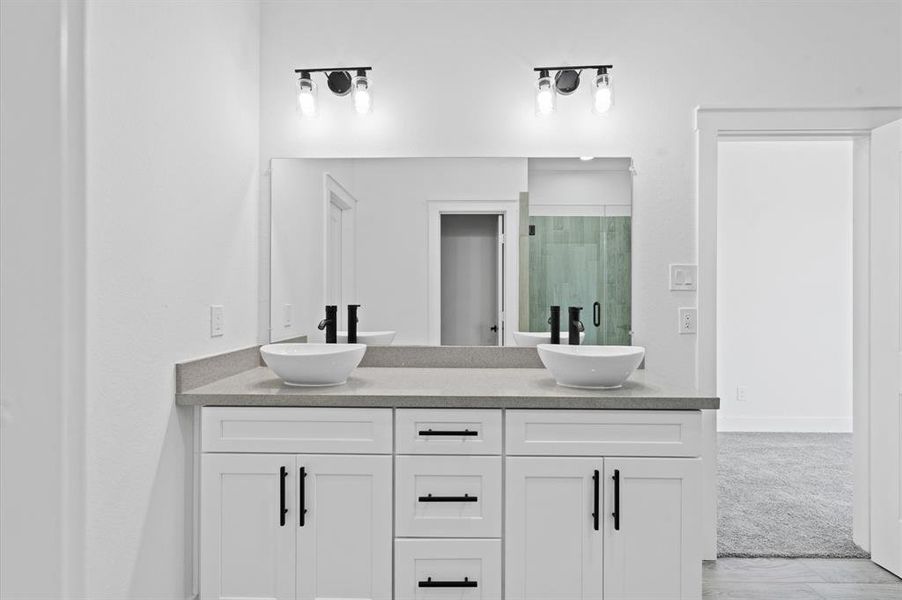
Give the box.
[176,392,718,410]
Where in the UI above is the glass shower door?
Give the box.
[527,215,631,345]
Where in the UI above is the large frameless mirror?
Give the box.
[269,157,632,347]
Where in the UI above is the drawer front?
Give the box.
[396,456,502,538]
[506,410,702,457]
[396,409,502,455]
[395,539,501,600]
[201,407,392,453]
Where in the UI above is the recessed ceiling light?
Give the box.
[580,156,595,161]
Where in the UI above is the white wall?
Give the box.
[270,158,356,342]
[716,140,853,431]
[260,0,901,387]
[84,1,260,598]
[528,158,632,216]
[1,1,85,597]
[271,158,526,344]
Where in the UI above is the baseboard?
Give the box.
[716,416,853,432]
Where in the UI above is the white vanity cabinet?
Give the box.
[197,406,703,600]
[505,410,703,600]
[199,408,393,600]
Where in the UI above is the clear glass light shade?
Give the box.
[352,75,371,115]
[535,75,556,117]
[296,77,318,118]
[592,72,613,114]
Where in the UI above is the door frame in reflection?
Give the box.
[427,199,520,346]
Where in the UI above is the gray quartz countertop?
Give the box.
[176,366,719,410]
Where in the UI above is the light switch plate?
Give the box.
[678,307,697,334]
[283,304,293,327]
[670,264,697,291]
[210,305,224,337]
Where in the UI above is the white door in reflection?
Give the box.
[440,213,503,346]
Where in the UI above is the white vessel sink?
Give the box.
[336,330,396,345]
[537,344,645,389]
[261,343,366,386]
[513,331,586,347]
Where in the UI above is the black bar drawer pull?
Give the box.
[418,493,478,503]
[593,301,601,327]
[279,466,287,527]
[419,577,478,588]
[612,469,621,531]
[418,428,478,436]
[299,467,308,527]
[592,469,600,531]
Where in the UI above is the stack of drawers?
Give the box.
[394,409,503,599]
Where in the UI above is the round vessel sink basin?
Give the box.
[336,330,396,345]
[260,343,366,386]
[513,331,585,347]
[537,344,645,389]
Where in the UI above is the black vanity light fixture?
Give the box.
[294,67,373,118]
[534,64,613,117]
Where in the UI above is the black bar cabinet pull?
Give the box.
[593,301,601,327]
[418,428,478,436]
[279,466,287,527]
[418,493,478,503]
[592,469,600,531]
[612,469,621,531]
[299,466,307,527]
[418,577,478,588]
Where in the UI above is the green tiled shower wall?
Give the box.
[527,216,631,345]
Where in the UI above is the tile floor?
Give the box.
[704,558,902,599]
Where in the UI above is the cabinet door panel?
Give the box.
[297,454,392,600]
[603,458,701,600]
[505,457,603,600]
[200,454,295,600]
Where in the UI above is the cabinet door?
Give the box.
[603,458,702,600]
[200,454,295,600]
[505,457,603,600]
[296,454,392,600]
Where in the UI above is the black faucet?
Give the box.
[317,305,338,343]
[568,306,584,345]
[347,304,361,343]
[548,306,561,344]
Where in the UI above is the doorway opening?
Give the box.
[427,199,520,346]
[696,108,902,576]
[440,214,503,346]
[716,138,860,557]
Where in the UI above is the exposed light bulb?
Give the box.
[352,71,371,115]
[592,70,613,114]
[535,70,556,117]
[296,73,318,118]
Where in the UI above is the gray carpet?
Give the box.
[717,432,868,558]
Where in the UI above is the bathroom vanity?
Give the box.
[178,353,717,600]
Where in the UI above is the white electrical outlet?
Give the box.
[210,305,224,337]
[736,386,748,402]
[678,307,697,334]
[283,304,293,327]
[670,264,697,291]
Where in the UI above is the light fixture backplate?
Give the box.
[554,69,581,95]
